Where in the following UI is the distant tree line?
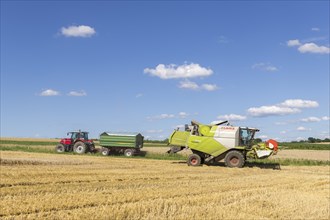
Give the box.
[291,137,330,143]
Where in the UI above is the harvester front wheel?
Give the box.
[224,150,245,168]
[187,154,202,166]
[74,142,87,154]
[55,144,65,153]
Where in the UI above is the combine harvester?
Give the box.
[167,120,278,168]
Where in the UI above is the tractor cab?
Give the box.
[68,131,89,141]
[239,127,259,147]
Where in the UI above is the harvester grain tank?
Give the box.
[167,120,278,168]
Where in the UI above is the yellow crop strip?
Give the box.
[0,151,329,219]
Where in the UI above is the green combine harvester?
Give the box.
[167,120,278,168]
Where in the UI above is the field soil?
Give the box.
[1,151,329,220]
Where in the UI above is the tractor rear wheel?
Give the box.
[187,154,202,166]
[74,142,87,154]
[124,149,134,157]
[55,144,65,153]
[224,150,245,168]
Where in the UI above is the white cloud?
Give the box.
[147,113,175,121]
[217,114,247,121]
[146,129,163,133]
[298,43,330,54]
[68,90,87,96]
[201,84,218,91]
[311,27,320,31]
[287,39,301,47]
[179,80,199,90]
[252,63,278,72]
[280,99,319,108]
[179,80,218,91]
[144,63,213,79]
[287,39,329,54]
[258,135,268,139]
[248,99,318,117]
[280,131,287,134]
[300,117,321,122]
[61,25,96,37]
[248,105,300,117]
[297,126,311,131]
[322,116,330,121]
[39,89,60,96]
[178,112,189,118]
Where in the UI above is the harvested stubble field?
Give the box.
[1,151,329,220]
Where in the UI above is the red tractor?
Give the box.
[55,130,95,154]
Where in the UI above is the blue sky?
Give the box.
[1,1,329,141]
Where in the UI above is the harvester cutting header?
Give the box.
[167,120,278,168]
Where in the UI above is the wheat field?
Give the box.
[0,151,329,220]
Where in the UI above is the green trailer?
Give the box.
[99,132,144,157]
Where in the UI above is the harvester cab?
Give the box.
[56,130,95,154]
[167,120,278,168]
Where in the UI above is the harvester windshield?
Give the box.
[239,127,259,146]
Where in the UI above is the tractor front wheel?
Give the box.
[187,154,202,166]
[74,142,87,154]
[55,144,65,153]
[224,150,245,168]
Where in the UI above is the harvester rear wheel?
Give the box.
[55,144,65,153]
[224,150,245,168]
[73,142,87,154]
[187,154,202,166]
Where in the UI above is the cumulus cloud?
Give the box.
[217,114,247,121]
[61,25,96,37]
[39,89,60,96]
[298,43,330,54]
[136,93,143,98]
[201,84,218,91]
[300,117,321,122]
[252,63,278,72]
[287,39,329,54]
[248,99,318,117]
[178,112,189,118]
[287,39,301,47]
[178,80,218,91]
[248,106,301,117]
[280,99,319,108]
[311,27,320,31]
[144,63,213,79]
[322,116,330,121]
[147,113,175,121]
[297,126,311,131]
[68,90,87,96]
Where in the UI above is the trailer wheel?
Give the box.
[187,154,202,166]
[101,148,109,156]
[124,149,134,157]
[224,151,245,168]
[74,142,87,154]
[55,144,65,153]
